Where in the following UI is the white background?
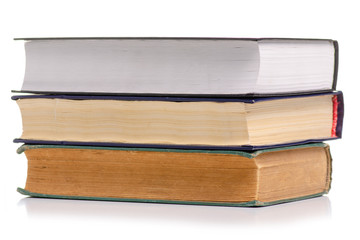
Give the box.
[0,0,359,239]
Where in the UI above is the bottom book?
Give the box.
[17,143,332,207]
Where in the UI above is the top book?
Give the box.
[16,37,338,96]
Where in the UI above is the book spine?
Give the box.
[331,95,339,137]
[335,91,344,138]
[332,40,339,90]
[324,145,332,193]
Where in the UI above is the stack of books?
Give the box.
[13,37,343,206]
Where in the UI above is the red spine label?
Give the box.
[331,95,338,137]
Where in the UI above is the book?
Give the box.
[13,91,343,150]
[17,143,332,207]
[15,37,338,97]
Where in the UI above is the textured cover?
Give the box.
[16,142,328,156]
[13,137,338,151]
[17,188,327,207]
[12,92,344,151]
[17,143,330,207]
[11,91,342,102]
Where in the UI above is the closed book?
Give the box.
[14,37,338,97]
[13,91,343,150]
[17,143,332,207]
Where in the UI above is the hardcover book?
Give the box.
[13,91,343,150]
[17,143,332,207]
[15,37,338,96]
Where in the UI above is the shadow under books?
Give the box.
[18,196,331,225]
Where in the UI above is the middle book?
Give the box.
[13,91,343,150]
